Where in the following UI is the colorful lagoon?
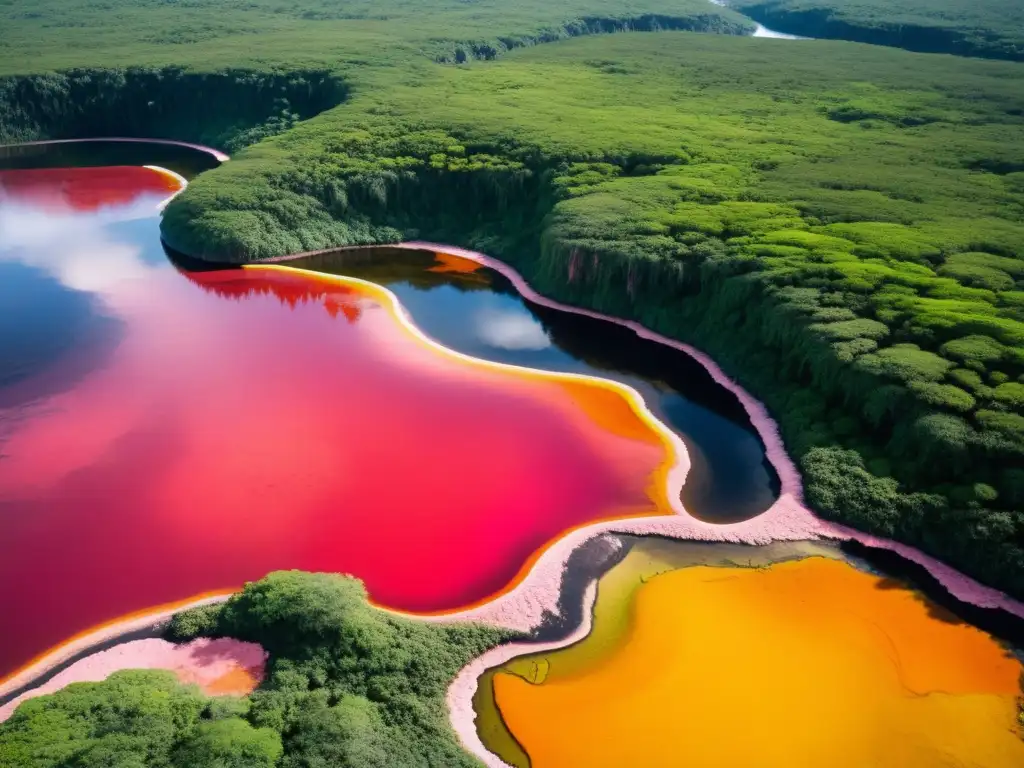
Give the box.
[1,143,1022,765]
[0,150,686,678]
[291,247,779,522]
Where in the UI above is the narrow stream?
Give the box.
[710,0,808,40]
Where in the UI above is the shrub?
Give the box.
[908,381,976,413]
[171,719,282,768]
[940,334,1006,366]
[992,382,1024,409]
[855,343,953,384]
[0,670,207,767]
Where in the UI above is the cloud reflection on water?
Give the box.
[475,307,552,351]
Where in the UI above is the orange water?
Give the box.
[494,557,1024,767]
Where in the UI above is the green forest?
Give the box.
[730,0,1024,59]
[0,572,514,767]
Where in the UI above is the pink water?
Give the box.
[0,166,670,679]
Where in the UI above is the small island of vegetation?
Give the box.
[0,572,514,767]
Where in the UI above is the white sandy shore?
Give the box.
[0,593,232,704]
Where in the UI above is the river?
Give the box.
[709,0,807,40]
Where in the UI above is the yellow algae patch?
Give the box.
[493,557,1024,768]
[476,539,843,768]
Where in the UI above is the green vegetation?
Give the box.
[0,669,282,768]
[0,68,346,150]
[730,0,1024,60]
[0,572,514,767]
[5,1,1024,760]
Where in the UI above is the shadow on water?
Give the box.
[0,141,219,179]
[286,246,781,524]
[843,540,1024,650]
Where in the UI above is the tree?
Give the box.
[171,719,282,768]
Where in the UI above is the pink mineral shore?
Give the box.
[0,137,230,163]
[449,577,603,768]
[0,637,266,723]
[0,594,231,702]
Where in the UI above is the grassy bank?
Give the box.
[729,0,1024,60]
[0,572,514,767]
[158,32,1024,599]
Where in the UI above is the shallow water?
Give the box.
[487,540,1024,767]
[752,23,803,39]
[0,153,676,678]
[291,248,779,522]
[707,0,807,40]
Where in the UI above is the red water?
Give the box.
[0,166,179,211]
[0,167,669,679]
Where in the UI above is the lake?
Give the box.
[0,142,767,679]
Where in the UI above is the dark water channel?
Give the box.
[290,247,781,522]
